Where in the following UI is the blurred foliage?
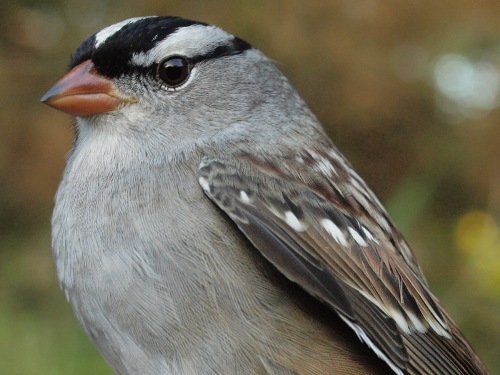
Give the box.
[0,0,499,373]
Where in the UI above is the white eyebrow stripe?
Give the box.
[95,17,153,48]
[131,24,232,67]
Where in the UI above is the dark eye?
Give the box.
[158,57,190,87]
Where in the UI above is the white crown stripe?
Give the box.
[95,17,153,48]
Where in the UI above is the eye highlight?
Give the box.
[157,56,190,87]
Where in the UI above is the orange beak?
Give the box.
[41,60,134,116]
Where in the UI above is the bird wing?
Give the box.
[198,145,486,375]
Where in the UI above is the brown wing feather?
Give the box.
[198,147,488,375]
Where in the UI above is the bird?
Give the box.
[41,16,488,375]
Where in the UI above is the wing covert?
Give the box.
[198,147,486,374]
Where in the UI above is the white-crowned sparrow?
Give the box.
[41,16,488,375]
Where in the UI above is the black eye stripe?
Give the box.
[153,36,251,89]
[68,17,253,79]
[191,37,252,63]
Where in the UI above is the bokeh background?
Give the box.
[1,0,499,374]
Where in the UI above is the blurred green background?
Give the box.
[1,0,499,374]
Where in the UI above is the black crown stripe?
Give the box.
[67,16,252,79]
